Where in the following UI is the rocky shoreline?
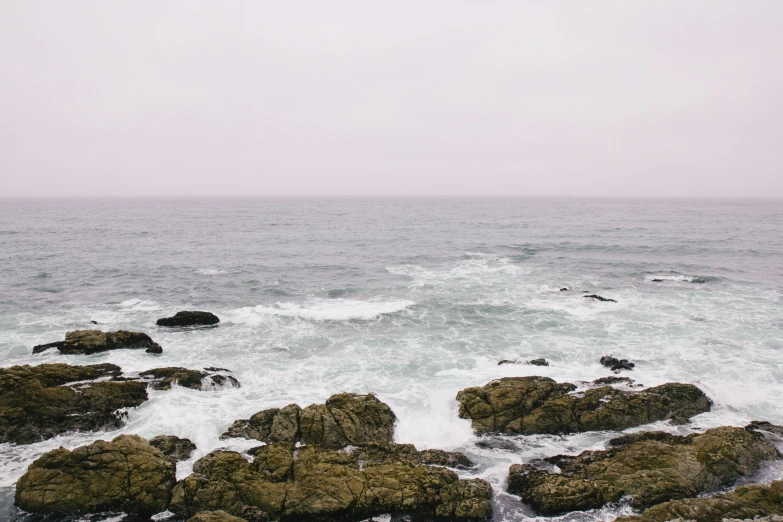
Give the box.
[4,318,783,521]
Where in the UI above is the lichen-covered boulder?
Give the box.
[150,434,197,461]
[188,512,249,522]
[170,442,492,521]
[15,434,176,516]
[139,367,240,390]
[616,479,783,522]
[157,311,220,327]
[221,393,395,449]
[347,442,473,469]
[0,363,148,444]
[507,427,779,515]
[456,376,711,435]
[33,329,162,355]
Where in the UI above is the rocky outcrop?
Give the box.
[338,442,473,469]
[188,512,248,522]
[222,393,395,449]
[150,435,197,461]
[15,434,176,516]
[456,376,711,435]
[0,363,148,444]
[584,294,617,302]
[498,358,549,366]
[600,355,635,371]
[616,479,783,522]
[169,442,492,521]
[507,427,779,515]
[139,367,240,390]
[33,329,162,354]
[157,311,220,327]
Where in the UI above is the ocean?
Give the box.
[1,197,782,521]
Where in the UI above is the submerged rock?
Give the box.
[616,479,783,522]
[139,367,240,390]
[150,434,197,461]
[456,376,711,435]
[528,358,549,366]
[584,294,617,303]
[170,442,492,521]
[157,311,220,327]
[497,358,549,366]
[600,355,635,371]
[188,512,248,522]
[15,434,176,516]
[33,329,162,355]
[507,426,779,515]
[222,392,395,449]
[0,363,148,444]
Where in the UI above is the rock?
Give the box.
[0,363,148,444]
[169,442,492,521]
[456,376,711,435]
[475,437,519,451]
[149,435,197,461]
[15,434,176,516]
[651,279,665,282]
[222,393,396,449]
[528,358,549,366]
[498,360,519,365]
[584,294,617,303]
[204,367,231,372]
[139,367,240,391]
[157,311,220,327]
[33,329,162,355]
[188,512,249,522]
[560,287,569,291]
[90,320,98,324]
[615,479,783,522]
[600,354,635,371]
[346,442,473,469]
[593,376,635,385]
[508,426,779,516]
[745,420,783,438]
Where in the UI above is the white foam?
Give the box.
[228,298,415,322]
[118,298,162,311]
[196,268,226,275]
[645,273,697,282]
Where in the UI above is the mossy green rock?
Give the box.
[15,434,176,516]
[0,363,148,444]
[33,329,163,354]
[616,479,783,522]
[170,442,492,521]
[457,376,711,435]
[222,393,396,449]
[507,427,779,515]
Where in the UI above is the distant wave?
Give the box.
[196,268,227,275]
[230,298,415,322]
[645,273,711,283]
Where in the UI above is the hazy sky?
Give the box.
[1,1,781,197]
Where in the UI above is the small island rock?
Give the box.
[33,329,162,355]
[157,311,220,327]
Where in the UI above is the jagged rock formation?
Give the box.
[33,329,162,354]
[507,427,779,515]
[157,311,220,327]
[139,367,240,390]
[456,376,710,435]
[0,363,148,444]
[601,355,635,371]
[222,393,395,449]
[15,435,176,516]
[169,442,492,521]
[498,358,549,366]
[150,434,197,461]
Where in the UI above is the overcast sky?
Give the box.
[1,1,781,197]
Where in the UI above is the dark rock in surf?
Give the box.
[584,294,617,302]
[497,359,518,365]
[33,329,162,355]
[149,434,197,461]
[651,279,664,282]
[600,355,635,372]
[90,320,98,324]
[592,375,634,385]
[560,287,569,291]
[221,393,395,449]
[15,434,175,516]
[615,480,783,522]
[498,358,549,366]
[204,367,231,372]
[508,426,779,516]
[139,367,240,390]
[169,442,492,521]
[0,363,148,444]
[456,376,711,435]
[156,311,220,327]
[528,358,549,366]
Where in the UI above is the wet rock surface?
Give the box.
[456,376,711,435]
[15,434,176,516]
[601,355,635,372]
[584,294,617,302]
[150,434,197,461]
[507,426,779,515]
[188,512,249,522]
[33,329,162,355]
[139,367,240,390]
[616,479,783,522]
[497,358,549,366]
[157,311,220,327]
[222,392,395,449]
[0,363,148,444]
[169,442,492,522]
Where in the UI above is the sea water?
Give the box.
[0,198,782,521]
